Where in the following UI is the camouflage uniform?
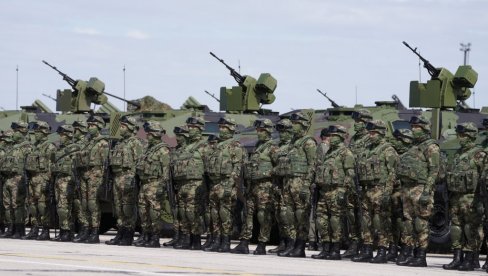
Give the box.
[268,118,293,254]
[343,109,372,258]
[51,125,80,242]
[278,112,317,258]
[172,117,207,250]
[23,121,56,240]
[352,120,398,263]
[73,116,109,243]
[312,125,355,260]
[106,116,144,246]
[71,120,90,241]
[395,116,439,267]
[443,122,484,271]
[204,118,246,253]
[231,119,278,255]
[1,122,32,239]
[0,130,13,234]
[135,121,171,248]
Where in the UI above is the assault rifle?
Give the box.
[167,166,177,220]
[209,52,245,85]
[402,41,441,78]
[49,174,58,236]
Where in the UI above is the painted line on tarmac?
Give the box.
[0,252,259,276]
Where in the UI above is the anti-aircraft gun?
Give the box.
[210,52,277,114]
[42,60,140,113]
[403,41,478,140]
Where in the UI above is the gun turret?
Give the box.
[402,41,441,78]
[43,60,140,112]
[316,89,340,108]
[210,52,245,85]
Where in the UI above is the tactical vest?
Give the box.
[446,146,484,193]
[287,136,314,177]
[136,142,170,180]
[2,141,32,175]
[245,139,275,181]
[52,143,81,175]
[78,137,107,167]
[207,138,239,178]
[25,140,55,173]
[273,142,291,177]
[315,145,348,186]
[110,136,141,172]
[172,139,205,181]
[349,132,369,156]
[396,144,429,184]
[357,142,391,182]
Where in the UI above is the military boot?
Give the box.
[396,245,413,266]
[52,229,64,241]
[105,227,123,245]
[230,239,250,254]
[311,242,331,259]
[73,226,89,243]
[217,235,231,253]
[308,241,318,251]
[386,243,398,262]
[482,258,488,270]
[145,233,160,248]
[84,228,100,244]
[190,234,201,250]
[325,242,341,260]
[202,233,212,249]
[22,226,39,240]
[442,249,463,270]
[0,223,5,234]
[36,227,51,240]
[278,238,296,257]
[164,230,181,247]
[174,233,191,249]
[473,251,480,269]
[133,232,149,246]
[254,242,266,255]
[12,223,25,239]
[351,244,373,262]
[406,247,427,267]
[0,224,14,238]
[287,239,306,258]
[60,230,73,242]
[457,251,475,271]
[341,240,359,258]
[268,238,286,254]
[119,228,134,246]
[370,246,388,263]
[204,235,221,252]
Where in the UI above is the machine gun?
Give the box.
[204,90,220,103]
[402,41,441,78]
[316,89,340,108]
[209,52,245,85]
[42,60,141,111]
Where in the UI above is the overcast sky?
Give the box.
[1,0,487,113]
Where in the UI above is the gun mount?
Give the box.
[43,60,141,113]
[210,52,277,114]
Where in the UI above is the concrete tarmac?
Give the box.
[0,231,485,276]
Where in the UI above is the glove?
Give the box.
[418,191,431,206]
[299,189,310,202]
[381,194,391,207]
[336,190,346,205]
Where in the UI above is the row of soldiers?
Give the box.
[0,110,487,272]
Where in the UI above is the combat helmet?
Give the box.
[32,121,52,134]
[290,112,310,127]
[186,116,206,131]
[11,121,28,133]
[393,128,414,141]
[253,119,274,134]
[217,117,237,132]
[455,122,478,139]
[1,129,14,143]
[366,120,387,135]
[409,116,431,132]
[275,118,293,132]
[320,127,329,138]
[173,125,190,138]
[351,109,373,122]
[87,115,106,129]
[120,116,138,131]
[56,124,74,137]
[72,120,88,133]
[327,125,347,140]
[143,121,165,136]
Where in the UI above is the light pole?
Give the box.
[123,65,126,111]
[16,65,19,110]
[460,42,472,106]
